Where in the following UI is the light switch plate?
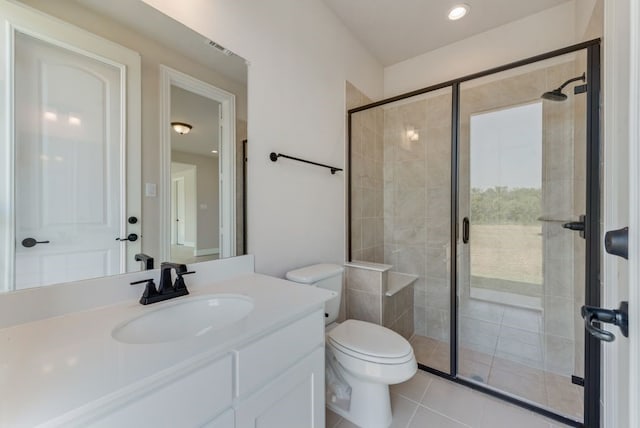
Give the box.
[145,183,157,197]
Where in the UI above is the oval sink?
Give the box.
[112,294,254,344]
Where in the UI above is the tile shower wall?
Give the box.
[345,265,385,325]
[345,263,414,340]
[348,83,384,263]
[382,91,452,343]
[383,285,415,340]
[350,85,452,350]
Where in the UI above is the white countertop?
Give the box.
[0,272,334,427]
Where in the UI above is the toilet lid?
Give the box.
[327,319,412,360]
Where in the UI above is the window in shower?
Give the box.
[469,102,543,309]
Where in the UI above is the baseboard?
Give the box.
[194,248,219,257]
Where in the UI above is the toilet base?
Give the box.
[327,364,392,428]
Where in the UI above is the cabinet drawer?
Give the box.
[236,310,324,397]
[90,354,233,428]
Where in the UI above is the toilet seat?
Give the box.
[327,319,413,364]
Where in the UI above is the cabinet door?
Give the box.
[236,347,324,428]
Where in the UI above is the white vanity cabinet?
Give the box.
[56,309,326,428]
[0,260,335,428]
[235,347,324,428]
[234,310,326,428]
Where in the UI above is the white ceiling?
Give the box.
[321,0,573,66]
[171,86,220,158]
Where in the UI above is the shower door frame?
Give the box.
[347,38,601,428]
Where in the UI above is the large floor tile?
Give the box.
[407,406,470,428]
[389,393,419,428]
[336,417,359,428]
[326,408,342,428]
[544,372,584,421]
[487,366,547,405]
[420,376,493,426]
[428,340,451,373]
[459,346,494,366]
[502,306,543,333]
[478,398,552,428]
[390,370,432,402]
[459,298,506,324]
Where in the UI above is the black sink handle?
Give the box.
[130,278,161,304]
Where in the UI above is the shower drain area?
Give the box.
[470,374,485,383]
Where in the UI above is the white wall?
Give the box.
[142,0,384,276]
[383,1,579,97]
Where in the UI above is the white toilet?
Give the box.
[286,264,417,428]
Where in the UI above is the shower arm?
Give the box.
[557,73,586,91]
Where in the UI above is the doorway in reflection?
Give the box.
[169,86,222,265]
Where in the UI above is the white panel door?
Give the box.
[0,0,142,290]
[14,32,123,289]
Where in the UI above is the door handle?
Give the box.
[21,238,50,248]
[581,302,628,342]
[462,217,470,244]
[116,233,138,242]
[604,227,628,259]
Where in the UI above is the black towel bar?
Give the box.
[269,152,343,175]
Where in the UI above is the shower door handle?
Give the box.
[462,217,470,244]
[581,302,628,342]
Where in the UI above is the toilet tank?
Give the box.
[285,264,343,325]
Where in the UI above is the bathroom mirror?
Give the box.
[0,0,248,292]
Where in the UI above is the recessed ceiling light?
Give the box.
[448,4,470,21]
[211,150,218,154]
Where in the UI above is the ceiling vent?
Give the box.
[206,40,234,56]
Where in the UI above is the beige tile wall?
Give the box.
[348,82,385,263]
[382,91,452,341]
[383,285,415,340]
[345,263,415,340]
[345,265,384,324]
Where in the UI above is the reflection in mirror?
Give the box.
[0,0,247,292]
[170,86,221,264]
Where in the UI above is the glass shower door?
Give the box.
[458,51,588,422]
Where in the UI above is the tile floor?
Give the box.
[327,370,573,428]
[412,296,584,421]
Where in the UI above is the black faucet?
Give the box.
[134,253,154,270]
[130,262,195,305]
